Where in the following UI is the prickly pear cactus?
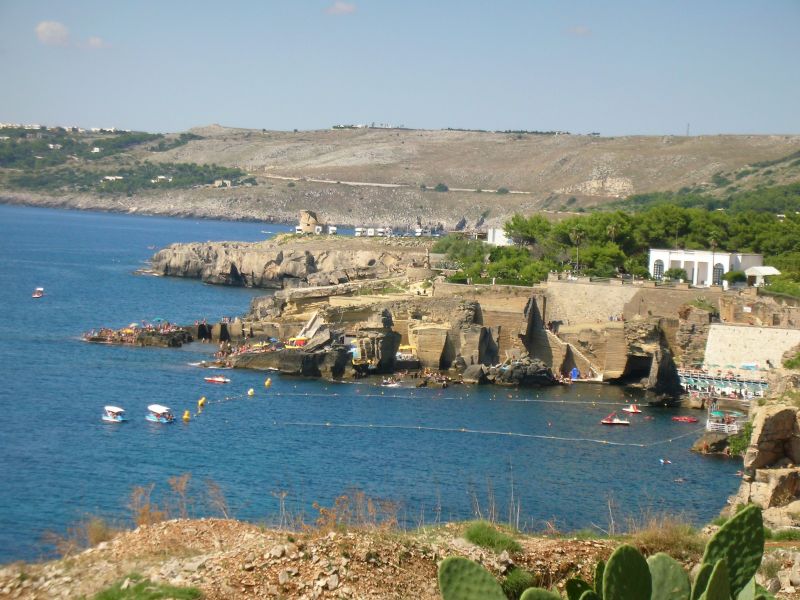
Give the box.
[437,556,506,600]
[519,589,562,600]
[700,559,730,600]
[594,560,605,599]
[647,552,690,600]
[692,562,714,600]
[602,544,651,600]
[702,505,764,599]
[579,592,601,600]
[566,578,593,600]
[737,577,755,600]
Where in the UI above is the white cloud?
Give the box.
[86,36,108,49]
[326,1,356,15]
[35,21,70,46]
[567,25,592,37]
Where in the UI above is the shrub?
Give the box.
[728,422,753,456]
[496,187,510,194]
[664,267,688,281]
[434,183,449,192]
[92,573,202,599]
[463,521,522,553]
[784,352,800,370]
[723,270,746,283]
[502,568,539,599]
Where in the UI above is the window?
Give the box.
[713,263,724,286]
[653,259,664,280]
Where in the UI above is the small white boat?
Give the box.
[621,404,642,414]
[381,378,401,388]
[204,375,231,384]
[600,411,630,426]
[32,287,44,299]
[102,405,127,423]
[146,404,175,423]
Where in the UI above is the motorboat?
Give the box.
[622,404,642,414]
[672,416,699,423]
[381,378,401,388]
[32,287,44,298]
[600,412,630,426]
[102,405,127,423]
[146,404,175,423]
[204,375,231,384]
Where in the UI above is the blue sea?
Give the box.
[0,204,741,563]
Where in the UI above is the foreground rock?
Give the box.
[0,519,616,600]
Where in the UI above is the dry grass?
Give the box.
[311,488,399,532]
[625,513,704,561]
[43,516,119,557]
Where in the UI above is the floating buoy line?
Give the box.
[186,386,702,449]
[271,420,704,448]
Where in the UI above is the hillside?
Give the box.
[1,125,800,227]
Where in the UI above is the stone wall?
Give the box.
[541,280,722,326]
[720,290,800,328]
[705,324,800,369]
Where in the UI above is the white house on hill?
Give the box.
[648,248,763,286]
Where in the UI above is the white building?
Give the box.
[486,227,512,246]
[648,248,763,286]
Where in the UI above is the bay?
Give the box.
[0,204,740,563]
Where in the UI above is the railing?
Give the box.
[706,421,743,434]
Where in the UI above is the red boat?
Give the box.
[672,416,699,423]
[204,375,231,384]
[622,404,642,414]
[601,411,630,426]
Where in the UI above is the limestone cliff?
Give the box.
[150,237,430,288]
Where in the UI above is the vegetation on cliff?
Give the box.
[435,183,800,291]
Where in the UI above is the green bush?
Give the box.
[92,573,201,599]
[463,521,522,553]
[784,352,800,370]
[727,422,753,456]
[496,187,510,194]
[502,568,539,599]
[434,183,449,192]
[664,268,688,281]
[723,270,746,283]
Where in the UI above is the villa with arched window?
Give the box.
[648,248,764,286]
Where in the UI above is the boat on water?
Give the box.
[101,405,127,423]
[381,378,401,388]
[146,404,175,423]
[621,404,642,414]
[600,411,630,426]
[31,287,44,298]
[672,416,699,423]
[204,375,231,384]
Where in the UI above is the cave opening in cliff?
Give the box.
[228,264,245,286]
[616,355,653,383]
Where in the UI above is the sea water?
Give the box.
[0,204,741,562]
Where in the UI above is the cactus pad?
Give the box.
[702,505,764,599]
[701,559,730,600]
[566,578,593,600]
[437,556,506,600]
[520,589,563,600]
[602,544,651,600]
[647,552,690,600]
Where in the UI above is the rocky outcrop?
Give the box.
[674,306,713,367]
[230,346,350,379]
[486,356,554,387]
[150,238,429,288]
[729,404,800,528]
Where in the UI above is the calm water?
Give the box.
[0,205,740,562]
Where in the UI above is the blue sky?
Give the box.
[1,0,798,135]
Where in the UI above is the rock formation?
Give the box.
[150,238,430,288]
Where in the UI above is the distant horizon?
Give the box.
[1,1,798,136]
[2,119,800,138]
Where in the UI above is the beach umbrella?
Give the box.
[153,317,164,322]
[711,411,724,417]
